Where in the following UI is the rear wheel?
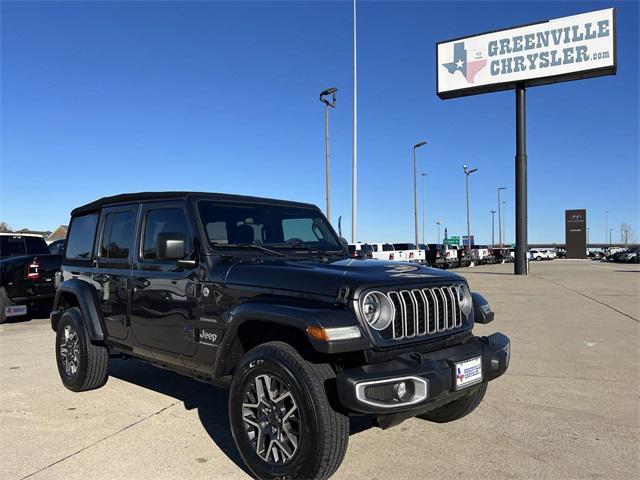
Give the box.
[55,307,109,392]
[417,382,487,423]
[229,341,349,480]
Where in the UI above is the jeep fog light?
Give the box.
[356,377,428,408]
[393,381,414,402]
[307,325,362,342]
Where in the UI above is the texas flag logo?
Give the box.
[456,366,465,382]
[442,42,487,84]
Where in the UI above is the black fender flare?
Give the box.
[51,279,105,341]
[212,302,369,379]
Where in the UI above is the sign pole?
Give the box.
[515,84,528,275]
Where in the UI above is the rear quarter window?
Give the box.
[65,213,99,260]
[25,236,50,255]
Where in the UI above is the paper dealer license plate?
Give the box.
[5,305,27,317]
[455,356,483,390]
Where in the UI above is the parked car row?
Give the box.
[602,247,639,263]
[349,241,516,270]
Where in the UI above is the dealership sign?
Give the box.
[437,8,616,99]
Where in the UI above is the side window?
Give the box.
[100,211,134,259]
[0,236,26,257]
[142,208,190,260]
[66,213,98,260]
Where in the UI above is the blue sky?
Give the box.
[1,0,638,245]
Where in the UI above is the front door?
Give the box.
[129,202,198,357]
[94,205,138,340]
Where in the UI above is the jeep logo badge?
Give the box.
[199,330,218,346]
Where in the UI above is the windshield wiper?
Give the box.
[269,243,341,257]
[211,243,285,257]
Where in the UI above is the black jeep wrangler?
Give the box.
[50,192,510,480]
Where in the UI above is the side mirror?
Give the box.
[471,291,494,324]
[156,232,186,260]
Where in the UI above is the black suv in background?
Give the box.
[50,192,510,480]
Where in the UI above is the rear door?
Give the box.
[129,202,198,357]
[94,205,138,340]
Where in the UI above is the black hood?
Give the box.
[222,258,465,300]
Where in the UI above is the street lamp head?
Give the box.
[320,87,337,107]
[469,168,478,174]
[414,141,427,149]
[420,172,428,177]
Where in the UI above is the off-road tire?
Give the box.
[0,287,10,324]
[229,341,349,480]
[417,382,487,423]
[55,307,109,392]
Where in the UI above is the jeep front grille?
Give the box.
[384,286,463,341]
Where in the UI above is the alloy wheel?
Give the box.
[241,373,301,464]
[59,324,80,376]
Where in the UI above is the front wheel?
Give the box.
[417,382,487,423]
[229,341,349,480]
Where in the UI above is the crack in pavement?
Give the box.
[532,274,639,323]
[20,387,208,480]
[505,372,626,384]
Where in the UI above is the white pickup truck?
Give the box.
[370,243,405,261]
[471,245,493,265]
[392,243,426,264]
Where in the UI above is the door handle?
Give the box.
[93,274,110,284]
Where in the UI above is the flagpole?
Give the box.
[351,0,358,243]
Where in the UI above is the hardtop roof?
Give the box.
[71,191,318,216]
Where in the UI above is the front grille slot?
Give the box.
[375,285,463,342]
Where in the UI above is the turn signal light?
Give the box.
[306,326,362,341]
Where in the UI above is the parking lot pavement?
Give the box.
[1,261,638,480]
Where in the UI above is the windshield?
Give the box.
[198,201,342,253]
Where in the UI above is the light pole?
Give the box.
[604,211,609,245]
[498,187,507,246]
[587,227,590,247]
[490,210,496,247]
[351,0,358,243]
[463,165,478,251]
[413,141,427,247]
[609,227,614,246]
[502,201,507,244]
[436,221,443,244]
[320,87,337,222]
[420,172,427,245]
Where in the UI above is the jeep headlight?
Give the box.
[362,291,394,331]
[457,284,473,316]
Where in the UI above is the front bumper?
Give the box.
[336,332,510,415]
